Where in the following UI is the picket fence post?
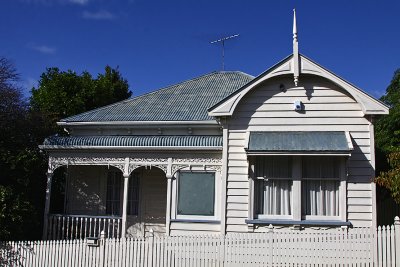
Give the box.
[98,230,106,267]
[148,229,154,267]
[268,224,274,266]
[394,216,400,267]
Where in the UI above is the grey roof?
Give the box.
[247,132,350,153]
[62,71,254,122]
[43,135,222,147]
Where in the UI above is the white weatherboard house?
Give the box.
[40,13,389,240]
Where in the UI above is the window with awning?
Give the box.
[248,131,350,223]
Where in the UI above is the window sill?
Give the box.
[245,219,352,227]
[171,219,221,224]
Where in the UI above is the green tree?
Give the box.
[376,150,400,204]
[26,65,132,239]
[30,66,131,133]
[375,69,400,204]
[0,58,43,240]
[375,69,400,153]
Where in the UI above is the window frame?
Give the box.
[250,156,347,223]
[172,168,220,221]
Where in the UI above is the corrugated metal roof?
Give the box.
[62,71,254,122]
[43,135,222,147]
[247,132,350,153]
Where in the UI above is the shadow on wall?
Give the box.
[50,165,123,216]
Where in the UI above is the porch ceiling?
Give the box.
[42,135,222,149]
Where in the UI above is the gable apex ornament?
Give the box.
[293,8,300,86]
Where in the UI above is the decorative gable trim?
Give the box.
[208,54,389,117]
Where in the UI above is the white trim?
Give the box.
[370,121,377,228]
[220,127,228,234]
[257,214,293,220]
[246,152,351,156]
[208,55,389,117]
[345,131,354,150]
[244,131,250,150]
[57,120,219,126]
[292,156,302,221]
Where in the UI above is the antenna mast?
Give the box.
[210,34,239,71]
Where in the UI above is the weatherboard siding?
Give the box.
[225,76,374,232]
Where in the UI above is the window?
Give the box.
[255,156,292,218]
[253,156,344,221]
[106,170,122,216]
[177,172,215,216]
[127,172,140,216]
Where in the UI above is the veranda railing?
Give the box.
[46,214,122,240]
[2,217,400,267]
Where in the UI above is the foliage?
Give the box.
[0,186,34,240]
[1,59,132,240]
[30,66,131,133]
[375,69,400,153]
[375,69,400,204]
[376,150,400,204]
[0,58,44,240]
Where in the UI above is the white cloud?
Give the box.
[82,10,116,20]
[29,44,56,54]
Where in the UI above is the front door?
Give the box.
[126,167,167,237]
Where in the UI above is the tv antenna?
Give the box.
[210,34,239,71]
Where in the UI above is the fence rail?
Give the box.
[1,219,400,267]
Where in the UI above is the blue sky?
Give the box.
[1,0,399,99]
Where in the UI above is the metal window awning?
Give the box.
[246,131,353,156]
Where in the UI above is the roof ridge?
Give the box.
[61,71,252,122]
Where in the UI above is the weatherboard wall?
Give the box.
[225,75,374,232]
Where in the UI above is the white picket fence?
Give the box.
[1,221,399,266]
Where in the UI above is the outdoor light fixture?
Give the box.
[294,100,302,111]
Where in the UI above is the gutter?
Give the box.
[39,145,222,151]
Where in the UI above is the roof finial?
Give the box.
[292,8,300,86]
[293,8,298,42]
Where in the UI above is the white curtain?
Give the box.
[263,179,292,215]
[302,180,339,216]
[302,157,340,216]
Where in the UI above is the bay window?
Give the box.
[253,156,345,222]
